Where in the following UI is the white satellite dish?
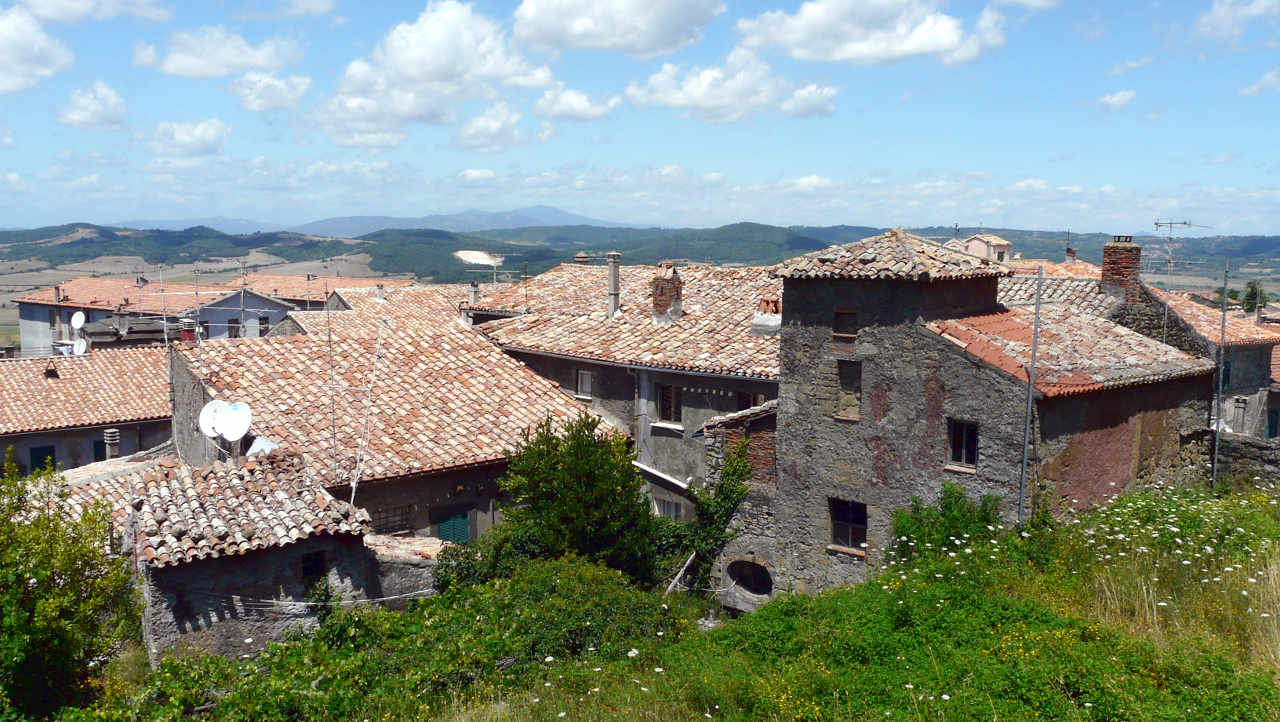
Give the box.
[198,399,230,438]
[219,402,253,442]
[70,311,85,330]
[72,338,87,356]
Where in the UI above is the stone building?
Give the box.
[15,277,294,353]
[167,295,590,543]
[705,230,1213,602]
[468,258,781,519]
[234,273,415,310]
[0,346,170,473]
[943,232,1013,262]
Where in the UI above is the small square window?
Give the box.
[371,504,412,535]
[227,319,241,339]
[656,383,682,424]
[833,309,858,339]
[835,360,861,420]
[948,419,979,467]
[656,498,683,521]
[300,551,326,586]
[829,498,867,549]
[258,315,271,337]
[199,321,210,339]
[29,445,55,473]
[576,369,594,399]
[93,440,106,462]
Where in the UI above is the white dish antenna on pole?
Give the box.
[220,402,253,442]
[198,399,230,438]
[72,338,87,356]
[70,311,85,330]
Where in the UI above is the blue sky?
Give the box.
[1,0,1279,233]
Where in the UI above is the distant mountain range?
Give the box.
[114,205,634,237]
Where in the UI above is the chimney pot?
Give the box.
[103,428,120,460]
[468,280,479,306]
[1101,236,1142,304]
[606,251,621,319]
[1065,247,1077,263]
[573,251,591,265]
[179,318,196,343]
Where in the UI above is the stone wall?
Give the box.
[1108,289,1211,358]
[169,348,217,467]
[1215,432,1280,481]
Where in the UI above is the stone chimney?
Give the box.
[103,428,120,460]
[1065,247,1077,263]
[606,251,621,319]
[1101,235,1142,303]
[573,251,591,265]
[468,280,479,305]
[179,318,196,343]
[651,261,683,323]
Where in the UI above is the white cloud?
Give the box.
[132,41,156,66]
[326,1,551,147]
[148,118,230,155]
[737,0,1016,65]
[1107,56,1153,75]
[1011,178,1049,191]
[455,102,522,153]
[626,47,834,122]
[159,26,302,78]
[0,7,73,95]
[1196,0,1280,37]
[58,80,126,129]
[230,72,311,111]
[514,0,724,57]
[0,125,12,149]
[780,83,838,116]
[4,172,26,191]
[20,0,171,22]
[538,121,556,141]
[1207,153,1238,165]
[1098,89,1136,111]
[994,0,1058,7]
[284,0,335,15]
[457,168,495,182]
[1240,68,1280,94]
[536,82,621,120]
[67,173,99,189]
[782,175,833,192]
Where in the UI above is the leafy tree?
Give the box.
[496,413,657,585]
[681,439,751,594]
[1244,280,1264,312]
[0,449,137,717]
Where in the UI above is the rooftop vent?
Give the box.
[750,297,781,337]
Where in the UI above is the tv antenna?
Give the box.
[1153,219,1210,343]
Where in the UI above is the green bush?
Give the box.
[0,450,138,718]
[889,482,1001,563]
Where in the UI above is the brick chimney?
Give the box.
[179,318,196,342]
[103,428,120,460]
[651,261,683,323]
[606,251,621,319]
[1101,235,1142,303]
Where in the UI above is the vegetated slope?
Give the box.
[71,482,1280,721]
[291,206,633,238]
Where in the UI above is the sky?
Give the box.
[1,0,1279,233]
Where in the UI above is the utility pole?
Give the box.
[1211,261,1229,489]
[1018,266,1044,524]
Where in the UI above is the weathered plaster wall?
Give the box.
[505,352,635,432]
[143,535,371,661]
[0,420,170,474]
[773,277,1025,594]
[193,292,293,339]
[1037,375,1211,507]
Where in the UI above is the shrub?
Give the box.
[889,482,1001,563]
[680,439,751,594]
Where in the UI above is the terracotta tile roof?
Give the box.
[1007,258,1102,278]
[175,327,590,486]
[465,263,657,315]
[702,399,778,431]
[477,264,782,379]
[0,346,169,436]
[1148,288,1280,348]
[63,448,369,568]
[286,285,469,339]
[773,229,1012,281]
[997,276,1119,317]
[232,273,413,304]
[926,304,1213,397]
[14,277,229,314]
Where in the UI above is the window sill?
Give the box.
[943,463,977,475]
[826,544,867,558]
[650,421,685,432]
[832,333,858,342]
[832,414,860,423]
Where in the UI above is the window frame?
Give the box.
[946,418,979,469]
[29,445,56,473]
[828,497,867,554]
[575,369,594,400]
[1222,361,1233,390]
[227,318,241,339]
[258,314,271,337]
[655,383,683,426]
[832,309,859,341]
[199,321,210,339]
[370,504,412,535]
[655,497,683,522]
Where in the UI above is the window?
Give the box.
[656,383,682,424]
[227,319,241,339]
[656,498,683,521]
[737,392,766,411]
[29,445,55,473]
[575,369,594,399]
[833,309,858,339]
[258,315,270,337]
[829,498,867,550]
[835,360,861,420]
[1269,409,1279,439]
[93,440,106,462]
[435,510,471,544]
[300,551,326,587]
[47,309,57,331]
[948,419,979,468]
[371,505,412,535]
[199,321,210,339]
[996,250,1007,262]
[1222,361,1232,389]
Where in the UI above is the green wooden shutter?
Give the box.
[437,511,470,544]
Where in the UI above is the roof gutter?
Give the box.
[493,344,779,383]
